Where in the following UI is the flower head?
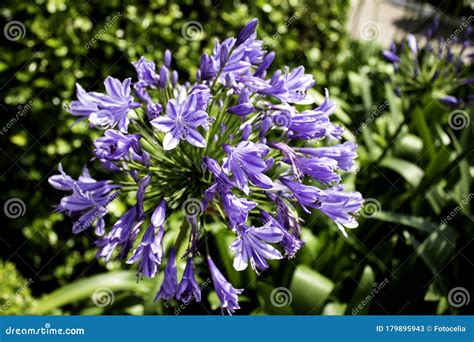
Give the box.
[50,18,364,314]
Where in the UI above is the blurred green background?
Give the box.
[1,0,473,315]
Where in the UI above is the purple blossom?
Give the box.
[127,201,167,278]
[316,186,363,237]
[94,129,141,162]
[48,164,120,234]
[439,95,461,107]
[151,87,212,150]
[176,258,201,303]
[254,51,275,78]
[136,174,151,219]
[285,90,341,140]
[236,18,258,46]
[164,49,172,69]
[70,77,140,132]
[298,157,341,184]
[261,210,303,258]
[221,192,257,228]
[223,141,273,194]
[243,66,315,104]
[208,256,243,314]
[382,50,400,63]
[132,57,159,86]
[96,206,140,261]
[155,247,178,301]
[230,222,284,273]
[298,142,357,171]
[280,177,322,213]
[227,89,255,116]
[127,224,164,278]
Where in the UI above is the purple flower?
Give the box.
[51,17,365,315]
[68,84,102,121]
[203,157,233,189]
[221,192,257,228]
[70,77,140,132]
[227,89,255,116]
[127,224,164,278]
[254,52,275,78]
[127,201,167,278]
[159,66,169,88]
[146,102,162,119]
[136,174,151,219]
[208,256,243,314]
[48,164,120,234]
[94,129,141,162]
[298,142,357,171]
[282,177,362,236]
[236,18,258,46]
[223,141,273,194]
[280,177,321,213]
[164,49,172,69]
[382,50,400,63]
[96,206,141,261]
[176,258,201,302]
[199,53,219,81]
[439,95,461,107]
[243,66,315,104]
[230,222,283,273]
[200,22,265,84]
[151,87,212,150]
[317,186,363,237]
[132,57,159,86]
[298,157,341,184]
[261,210,303,258]
[155,247,178,301]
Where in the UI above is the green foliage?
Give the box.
[0,261,36,314]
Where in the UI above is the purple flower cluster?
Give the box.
[50,19,363,314]
[382,19,473,107]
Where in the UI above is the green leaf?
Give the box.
[374,211,439,233]
[412,106,435,159]
[346,265,376,315]
[322,302,347,315]
[36,271,150,314]
[406,224,459,279]
[289,265,334,314]
[380,157,424,187]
